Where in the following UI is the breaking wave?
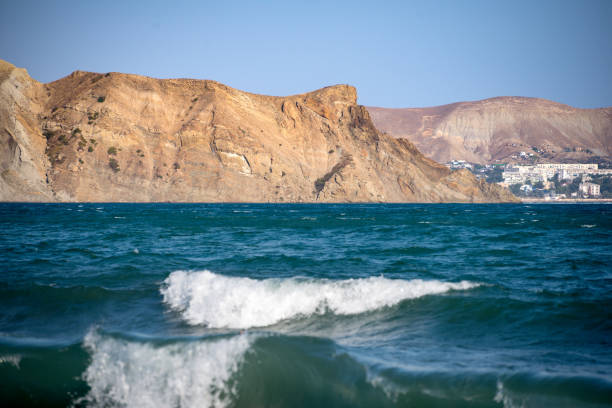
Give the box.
[160,270,480,328]
[78,330,251,408]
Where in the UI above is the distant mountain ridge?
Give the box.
[368,97,612,164]
[0,59,516,202]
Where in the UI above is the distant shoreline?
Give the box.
[522,198,612,203]
[0,200,609,204]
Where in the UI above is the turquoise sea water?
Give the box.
[0,203,611,407]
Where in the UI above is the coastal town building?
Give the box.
[446,160,473,170]
[579,182,601,197]
[501,163,612,186]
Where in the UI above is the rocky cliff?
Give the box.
[0,60,516,202]
[368,97,612,164]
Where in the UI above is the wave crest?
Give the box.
[160,270,479,328]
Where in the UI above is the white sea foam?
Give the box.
[494,379,588,408]
[495,380,543,408]
[494,380,514,407]
[0,354,21,368]
[78,330,251,408]
[161,270,480,328]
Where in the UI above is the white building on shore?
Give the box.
[579,182,601,197]
[501,163,611,186]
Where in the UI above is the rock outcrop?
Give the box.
[368,97,612,164]
[0,60,516,202]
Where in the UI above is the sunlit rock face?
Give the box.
[0,60,516,202]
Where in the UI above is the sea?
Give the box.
[0,203,610,407]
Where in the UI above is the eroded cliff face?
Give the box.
[369,97,612,164]
[0,61,55,201]
[0,60,516,202]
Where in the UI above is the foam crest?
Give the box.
[161,270,479,328]
[78,330,251,408]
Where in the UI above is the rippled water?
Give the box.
[0,203,610,407]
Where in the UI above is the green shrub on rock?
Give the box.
[109,158,120,172]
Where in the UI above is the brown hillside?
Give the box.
[368,97,612,164]
[0,60,516,202]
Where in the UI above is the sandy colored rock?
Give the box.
[368,97,612,164]
[0,60,516,202]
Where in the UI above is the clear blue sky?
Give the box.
[1,0,611,108]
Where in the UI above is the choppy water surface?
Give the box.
[0,203,610,407]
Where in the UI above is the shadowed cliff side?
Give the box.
[0,60,516,202]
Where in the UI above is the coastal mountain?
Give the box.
[0,60,516,202]
[368,97,612,164]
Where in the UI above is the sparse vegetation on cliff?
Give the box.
[78,135,87,150]
[87,111,99,124]
[109,158,120,172]
[45,140,65,164]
